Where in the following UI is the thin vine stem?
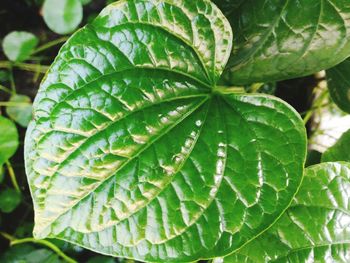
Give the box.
[0,84,14,95]
[0,232,77,263]
[0,61,49,73]
[5,161,20,192]
[32,36,69,55]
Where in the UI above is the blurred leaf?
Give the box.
[0,70,10,83]
[6,94,33,127]
[25,249,62,263]
[15,222,34,238]
[2,31,38,62]
[0,116,19,165]
[43,0,83,35]
[0,244,62,263]
[87,256,116,263]
[0,244,36,262]
[322,129,350,162]
[0,188,21,213]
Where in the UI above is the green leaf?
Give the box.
[0,116,19,165]
[218,0,350,85]
[322,129,350,162]
[2,31,39,62]
[6,94,33,127]
[327,58,350,114]
[25,0,306,261]
[215,162,350,263]
[0,188,21,213]
[43,0,83,35]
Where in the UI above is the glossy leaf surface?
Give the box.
[0,116,19,165]
[327,58,350,113]
[322,129,350,162]
[219,0,350,85]
[6,94,33,127]
[215,162,350,263]
[2,31,38,62]
[25,0,306,261]
[43,0,83,35]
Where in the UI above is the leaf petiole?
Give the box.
[32,36,69,55]
[213,86,246,95]
[0,61,49,73]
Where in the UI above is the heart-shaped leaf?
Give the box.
[322,129,350,162]
[2,31,38,62]
[215,162,350,263]
[25,0,307,261]
[327,58,350,114]
[218,0,350,85]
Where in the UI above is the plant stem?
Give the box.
[213,86,246,95]
[0,102,31,107]
[0,84,14,95]
[32,36,69,54]
[5,161,20,192]
[0,232,77,263]
[9,68,16,93]
[0,61,49,73]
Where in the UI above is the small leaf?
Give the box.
[6,94,33,127]
[327,58,350,113]
[215,162,350,262]
[25,0,307,261]
[0,116,19,165]
[43,0,83,35]
[0,188,21,213]
[322,129,350,162]
[2,31,38,62]
[217,0,350,85]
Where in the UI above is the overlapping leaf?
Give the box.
[322,129,350,162]
[215,162,350,263]
[327,58,350,114]
[217,0,350,85]
[25,0,307,261]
